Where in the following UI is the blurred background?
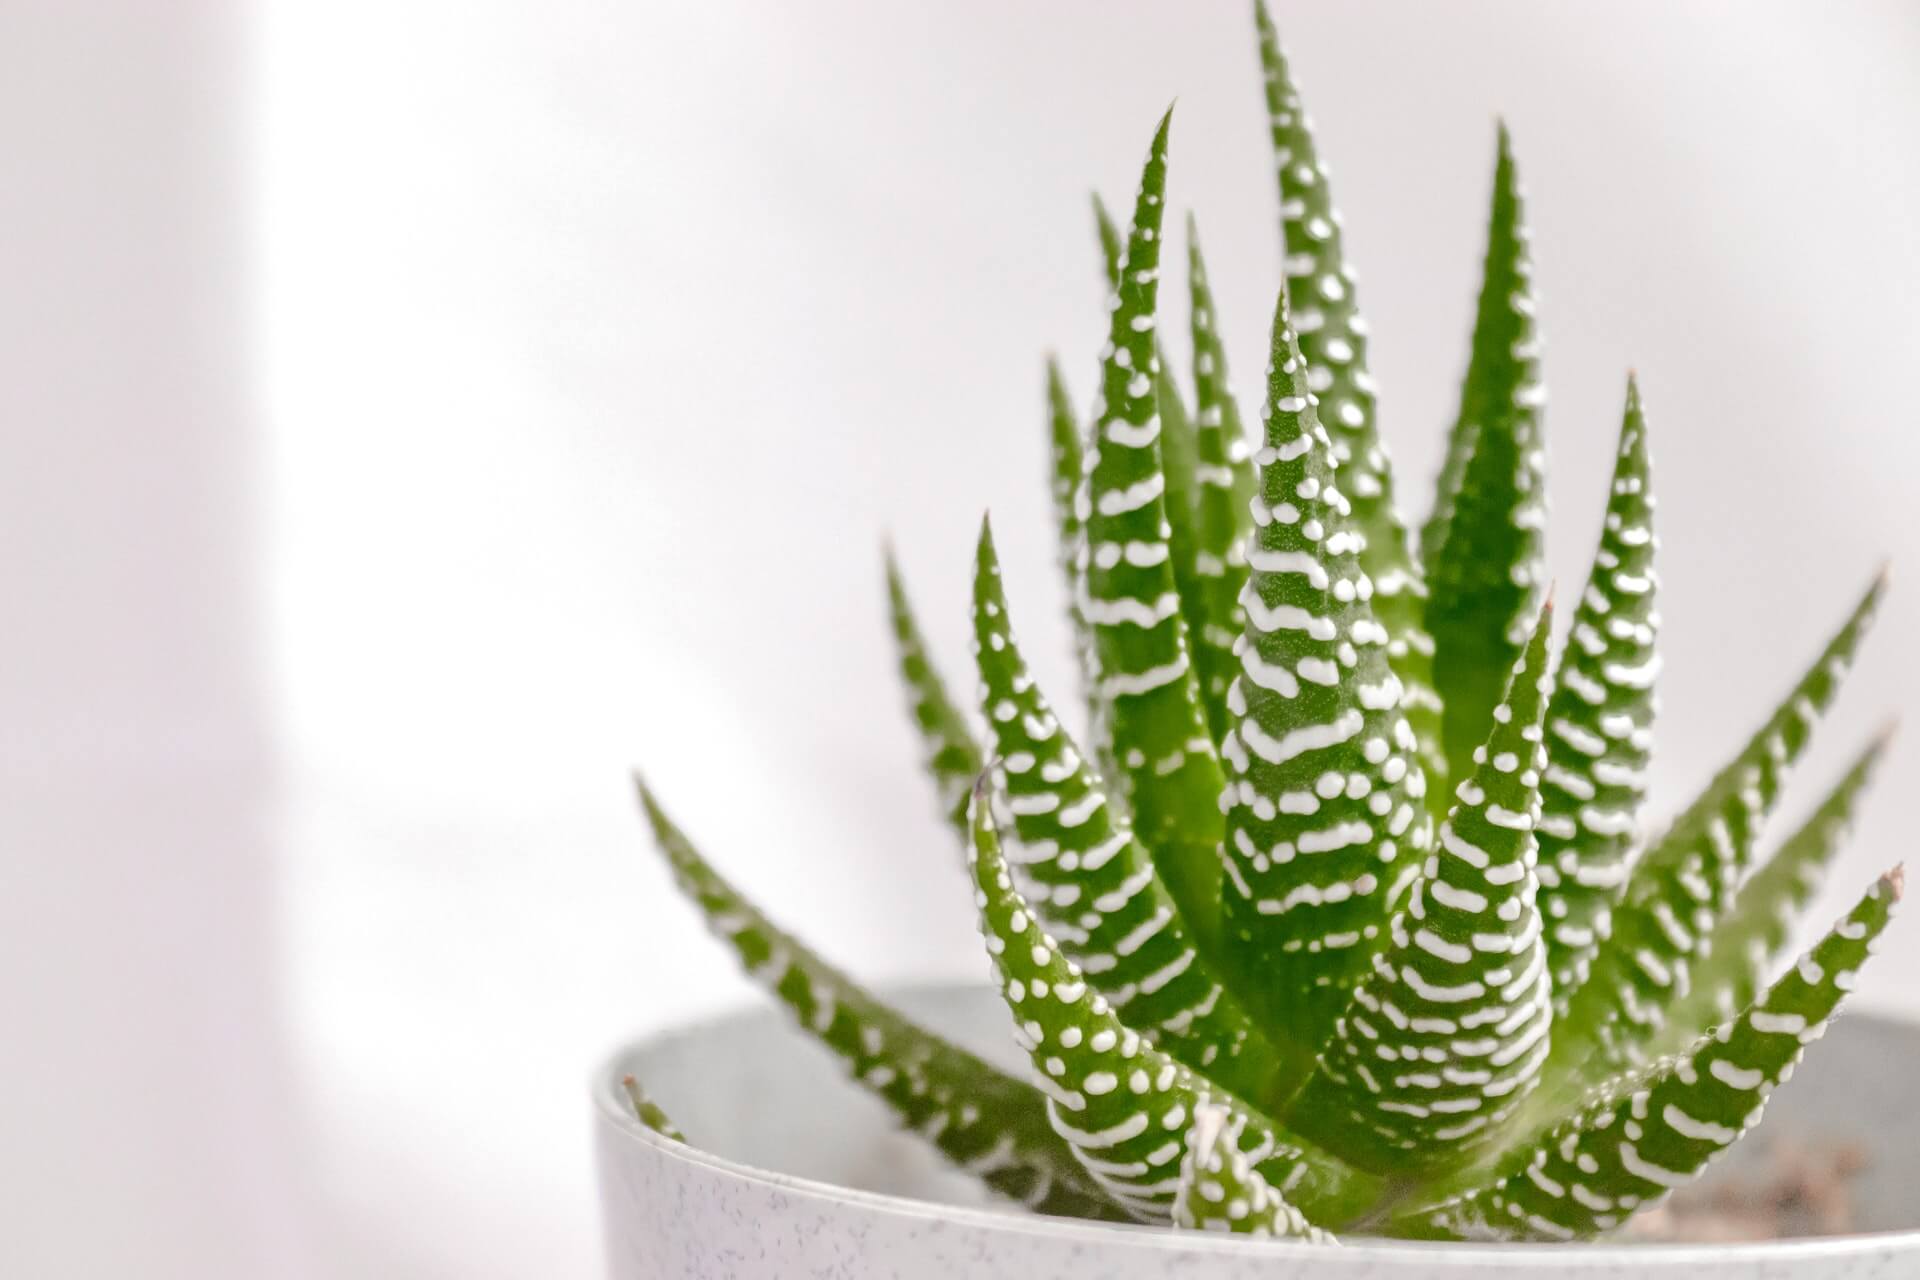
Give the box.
[4,1,1918,1275]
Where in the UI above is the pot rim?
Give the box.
[595,983,1920,1263]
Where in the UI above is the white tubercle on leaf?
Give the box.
[1218,269,1433,1054]
[884,546,984,839]
[971,517,1283,1103]
[966,783,1372,1227]
[1173,1102,1333,1241]
[1535,377,1657,1012]
[1080,115,1230,930]
[1399,869,1901,1241]
[1289,602,1556,1173]
[1254,0,1441,790]
[1547,572,1886,1087]
[638,777,1123,1219]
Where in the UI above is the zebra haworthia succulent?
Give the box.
[632,2,1903,1246]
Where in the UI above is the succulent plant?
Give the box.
[630,3,1903,1245]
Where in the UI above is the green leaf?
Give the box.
[1183,214,1259,744]
[1423,125,1548,784]
[1173,1103,1335,1241]
[971,518,1290,1102]
[1045,357,1121,792]
[1544,571,1887,1088]
[884,546,983,838]
[1536,378,1657,1011]
[1395,868,1903,1241]
[620,1075,686,1143]
[1655,731,1890,1053]
[1046,357,1084,625]
[1156,349,1205,618]
[1096,193,1220,747]
[1254,0,1443,795]
[1289,602,1555,1174]
[1093,190,1126,287]
[1156,373,1215,756]
[1218,274,1435,1052]
[966,786,1375,1226]
[1081,112,1230,929]
[1094,194,1203,561]
[636,777,1124,1219]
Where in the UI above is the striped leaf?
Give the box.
[884,547,983,838]
[1536,378,1658,1011]
[1045,356,1120,792]
[637,777,1124,1219]
[1173,1103,1333,1240]
[1396,869,1902,1241]
[1218,274,1434,1052]
[1254,0,1443,794]
[966,786,1375,1226]
[1156,359,1205,637]
[1290,603,1555,1173]
[1093,190,1126,286]
[1184,214,1259,744]
[1093,192,1202,569]
[620,1076,686,1143]
[1081,112,1230,929]
[971,518,1289,1102]
[1544,572,1886,1088]
[1655,732,1889,1052]
[1095,193,1222,745]
[1045,357,1084,644]
[1423,126,1548,784]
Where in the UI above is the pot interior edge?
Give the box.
[597,981,1920,1259]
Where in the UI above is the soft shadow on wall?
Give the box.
[0,2,314,1277]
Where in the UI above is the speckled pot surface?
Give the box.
[595,983,1920,1278]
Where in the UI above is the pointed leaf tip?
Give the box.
[1182,211,1259,743]
[1398,870,1901,1241]
[632,770,661,818]
[1423,120,1547,783]
[966,788,1369,1225]
[1531,378,1658,1012]
[1288,592,1554,1173]
[1654,730,1891,1054]
[1079,114,1227,926]
[1216,261,1436,1051]
[1092,193,1124,289]
[883,546,984,837]
[1251,0,1440,788]
[621,1075,687,1143]
[1547,567,1887,1084]
[640,781,1121,1218]
[967,535,1290,1103]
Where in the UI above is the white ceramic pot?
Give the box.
[595,984,1920,1279]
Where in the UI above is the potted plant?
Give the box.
[597,5,1916,1275]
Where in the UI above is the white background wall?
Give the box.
[1,4,313,1276]
[6,3,1919,1276]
